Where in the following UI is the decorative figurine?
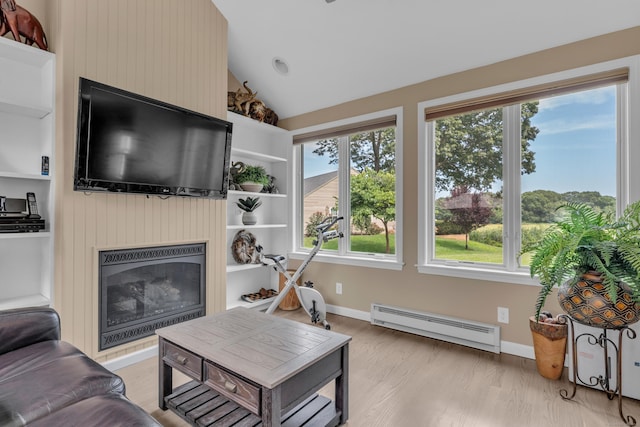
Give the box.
[0,0,48,50]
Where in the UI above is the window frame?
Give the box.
[290,107,404,271]
[417,56,640,285]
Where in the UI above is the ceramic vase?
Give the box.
[242,212,257,225]
[557,271,640,329]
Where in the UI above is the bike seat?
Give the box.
[263,254,286,262]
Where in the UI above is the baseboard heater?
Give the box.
[371,303,501,354]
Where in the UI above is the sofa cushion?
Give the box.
[27,393,162,427]
[0,307,60,357]
[0,340,83,381]
[0,350,125,424]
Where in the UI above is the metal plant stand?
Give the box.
[559,315,637,426]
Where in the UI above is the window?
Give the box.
[418,63,636,284]
[292,109,403,270]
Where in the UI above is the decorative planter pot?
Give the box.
[529,316,567,380]
[557,271,640,329]
[241,212,257,225]
[239,182,263,193]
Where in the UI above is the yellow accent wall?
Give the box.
[47,0,228,361]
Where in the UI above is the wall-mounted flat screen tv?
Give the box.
[74,77,233,199]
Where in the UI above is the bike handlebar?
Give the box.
[312,216,344,245]
[315,215,344,233]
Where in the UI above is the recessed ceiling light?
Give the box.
[272,57,289,75]
[326,0,336,3]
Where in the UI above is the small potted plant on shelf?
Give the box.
[521,201,640,329]
[235,164,269,193]
[236,196,262,225]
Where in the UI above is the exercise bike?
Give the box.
[261,216,344,330]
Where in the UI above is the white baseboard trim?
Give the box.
[326,304,371,322]
[327,304,535,360]
[102,306,537,371]
[500,340,535,360]
[102,345,158,372]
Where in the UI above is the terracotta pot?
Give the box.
[557,271,640,329]
[529,316,568,380]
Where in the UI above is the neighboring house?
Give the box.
[303,170,396,234]
[303,170,339,231]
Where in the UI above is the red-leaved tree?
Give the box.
[443,186,494,249]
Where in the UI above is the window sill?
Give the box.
[417,263,539,286]
[288,251,404,271]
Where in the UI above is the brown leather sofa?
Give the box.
[0,306,161,426]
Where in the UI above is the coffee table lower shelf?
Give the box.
[166,380,341,427]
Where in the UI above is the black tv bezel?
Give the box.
[73,77,233,199]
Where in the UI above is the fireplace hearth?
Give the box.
[99,243,206,350]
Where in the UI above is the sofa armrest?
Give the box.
[0,306,61,356]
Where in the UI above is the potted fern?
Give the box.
[236,196,261,225]
[235,165,269,193]
[521,201,640,329]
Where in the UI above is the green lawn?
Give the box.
[435,237,503,263]
[301,227,540,265]
[303,234,396,254]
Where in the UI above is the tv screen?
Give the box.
[74,77,233,199]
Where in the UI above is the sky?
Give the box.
[522,85,616,197]
[302,85,618,198]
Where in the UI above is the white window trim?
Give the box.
[417,55,640,285]
[290,107,404,270]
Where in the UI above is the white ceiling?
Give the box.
[212,0,640,119]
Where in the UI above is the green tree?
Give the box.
[350,169,396,253]
[562,191,615,215]
[521,190,564,223]
[312,128,396,173]
[435,102,539,193]
[521,190,616,223]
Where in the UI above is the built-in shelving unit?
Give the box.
[0,37,55,310]
[225,112,291,310]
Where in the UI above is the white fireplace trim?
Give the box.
[102,345,157,373]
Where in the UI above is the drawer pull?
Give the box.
[176,355,188,365]
[224,381,237,393]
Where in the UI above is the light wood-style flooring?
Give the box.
[117,309,640,427]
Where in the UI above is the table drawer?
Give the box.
[162,341,202,380]
[204,361,260,415]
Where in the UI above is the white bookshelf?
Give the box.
[0,38,55,310]
[225,112,291,310]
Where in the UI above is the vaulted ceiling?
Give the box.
[212,0,640,119]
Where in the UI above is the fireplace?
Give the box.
[98,243,206,350]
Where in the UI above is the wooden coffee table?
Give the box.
[156,307,351,426]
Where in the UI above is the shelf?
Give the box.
[226,263,266,273]
[227,224,287,230]
[228,190,286,198]
[231,147,286,163]
[0,231,51,240]
[227,111,288,135]
[227,295,277,310]
[0,100,51,119]
[0,293,49,311]
[0,36,53,68]
[0,171,51,181]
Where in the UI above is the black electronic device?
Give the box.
[26,192,41,219]
[0,217,45,232]
[73,77,234,199]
